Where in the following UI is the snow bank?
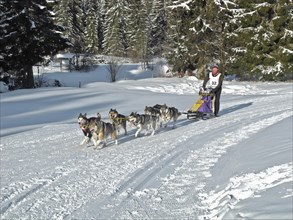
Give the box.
[0,81,9,93]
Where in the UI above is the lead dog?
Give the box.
[108,108,127,135]
[159,104,181,129]
[77,113,97,145]
[128,112,157,137]
[78,113,118,148]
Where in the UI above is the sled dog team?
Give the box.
[77,104,181,149]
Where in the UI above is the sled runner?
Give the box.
[185,87,215,119]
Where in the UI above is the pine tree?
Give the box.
[269,0,293,80]
[231,0,293,80]
[53,0,70,35]
[103,0,128,57]
[68,0,86,53]
[148,0,167,57]
[164,0,192,73]
[127,0,149,63]
[96,0,106,53]
[0,0,70,88]
[85,0,99,53]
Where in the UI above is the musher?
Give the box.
[202,64,224,117]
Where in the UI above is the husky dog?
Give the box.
[92,113,118,148]
[108,108,127,135]
[128,112,157,137]
[159,104,181,129]
[77,113,97,145]
[144,105,163,127]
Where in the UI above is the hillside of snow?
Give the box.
[0,64,292,219]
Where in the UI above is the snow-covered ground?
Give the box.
[1,64,292,219]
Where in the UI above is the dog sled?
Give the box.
[185,87,215,119]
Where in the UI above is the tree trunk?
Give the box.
[22,65,35,88]
[198,64,206,80]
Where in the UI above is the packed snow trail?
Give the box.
[1,84,292,219]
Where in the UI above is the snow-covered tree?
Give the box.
[127,0,149,63]
[103,0,128,57]
[68,0,86,53]
[0,0,70,88]
[84,0,99,53]
[164,0,193,73]
[96,0,106,52]
[148,0,167,57]
[231,0,293,80]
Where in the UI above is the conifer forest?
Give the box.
[1,0,292,88]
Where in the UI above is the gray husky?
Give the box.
[128,112,157,137]
[159,104,181,129]
[144,104,163,127]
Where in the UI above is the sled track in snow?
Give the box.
[87,94,292,219]
[1,93,292,219]
[72,95,292,219]
[198,162,293,219]
[0,166,77,216]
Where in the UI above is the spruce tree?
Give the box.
[164,0,192,73]
[85,0,99,53]
[231,0,293,80]
[68,0,85,53]
[270,0,293,80]
[103,0,128,57]
[0,0,70,88]
[96,0,106,53]
[148,0,167,57]
[127,0,149,63]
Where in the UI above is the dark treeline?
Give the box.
[1,0,292,88]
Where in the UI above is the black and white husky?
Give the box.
[144,104,163,127]
[159,104,181,129]
[128,112,157,137]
